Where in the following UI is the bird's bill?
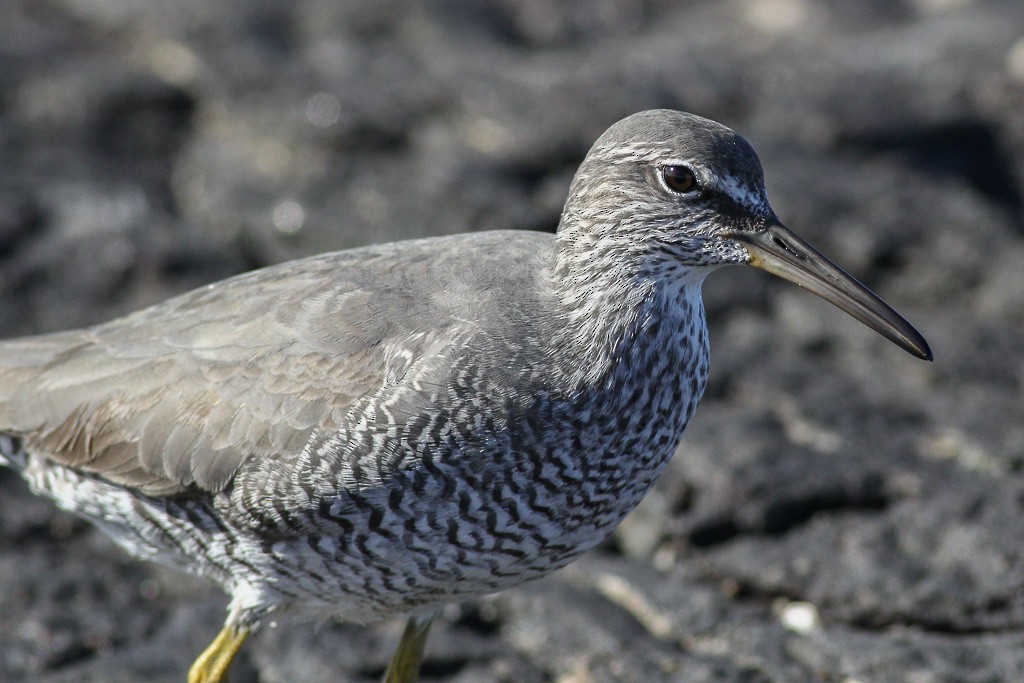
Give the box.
[733,220,933,361]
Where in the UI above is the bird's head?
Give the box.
[559,109,932,360]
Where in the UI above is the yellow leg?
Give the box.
[382,614,435,683]
[188,623,251,683]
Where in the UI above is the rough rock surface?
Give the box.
[2,1,1024,681]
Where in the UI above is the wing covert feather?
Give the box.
[0,231,554,498]
[0,248,421,494]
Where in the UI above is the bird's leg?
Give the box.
[188,622,251,683]
[382,613,435,683]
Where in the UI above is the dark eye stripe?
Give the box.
[702,190,764,226]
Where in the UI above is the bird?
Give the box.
[0,109,932,683]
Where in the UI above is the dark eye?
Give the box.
[661,165,698,194]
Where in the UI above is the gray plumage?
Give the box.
[0,110,929,679]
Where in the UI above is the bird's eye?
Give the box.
[661,165,698,194]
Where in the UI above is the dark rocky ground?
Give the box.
[1,0,1023,681]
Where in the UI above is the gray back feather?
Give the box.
[0,231,553,496]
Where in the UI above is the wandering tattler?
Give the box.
[0,110,932,682]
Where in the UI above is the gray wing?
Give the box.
[0,232,547,497]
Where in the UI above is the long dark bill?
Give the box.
[734,220,933,361]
